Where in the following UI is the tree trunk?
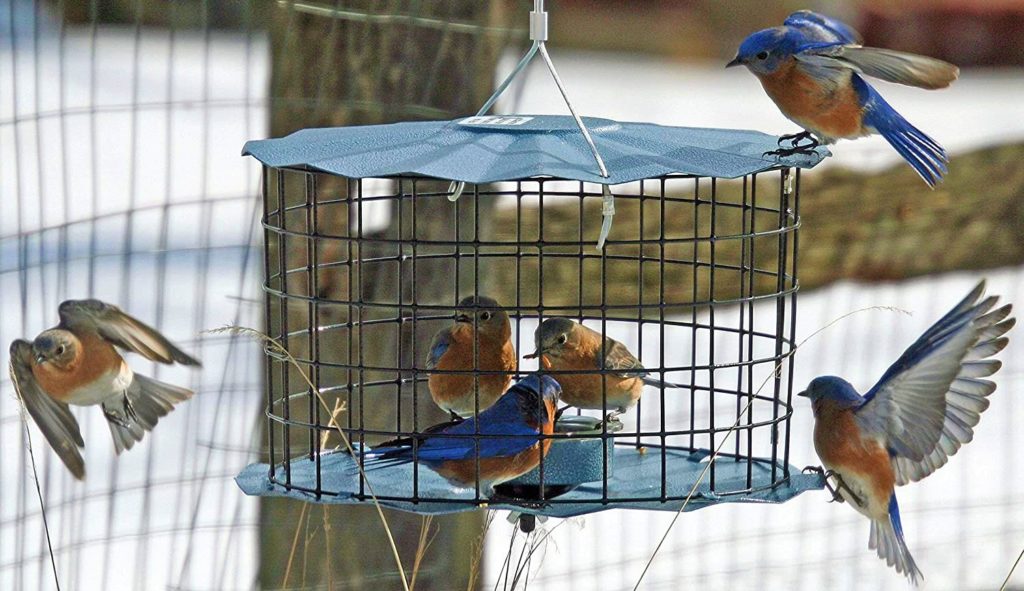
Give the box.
[259,2,518,590]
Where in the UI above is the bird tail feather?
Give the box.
[342,452,413,477]
[869,495,923,586]
[863,87,948,188]
[104,374,193,454]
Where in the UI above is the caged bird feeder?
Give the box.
[236,0,828,519]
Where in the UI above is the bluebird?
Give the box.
[524,318,683,420]
[728,10,959,187]
[364,374,560,497]
[800,281,1013,584]
[8,299,201,479]
[425,295,517,420]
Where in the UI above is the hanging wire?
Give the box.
[448,0,616,249]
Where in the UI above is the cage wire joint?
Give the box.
[447,0,614,248]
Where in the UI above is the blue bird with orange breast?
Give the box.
[8,299,201,479]
[728,10,959,187]
[426,295,517,420]
[364,374,560,497]
[800,282,1013,584]
[525,318,684,421]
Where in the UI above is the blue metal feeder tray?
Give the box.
[236,413,824,518]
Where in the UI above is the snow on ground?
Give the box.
[0,24,267,591]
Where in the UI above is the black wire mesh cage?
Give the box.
[236,120,826,515]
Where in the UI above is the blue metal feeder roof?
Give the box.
[242,115,828,183]
[235,446,824,517]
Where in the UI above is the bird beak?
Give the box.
[725,56,742,68]
[523,349,541,359]
[35,354,46,364]
[454,313,471,323]
[797,390,809,398]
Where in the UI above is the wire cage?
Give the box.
[236,115,827,517]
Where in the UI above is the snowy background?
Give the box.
[2,7,1024,591]
[0,18,267,591]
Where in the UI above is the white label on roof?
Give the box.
[459,116,534,126]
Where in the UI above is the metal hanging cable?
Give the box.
[447,0,617,248]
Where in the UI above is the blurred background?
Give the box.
[1,0,1022,589]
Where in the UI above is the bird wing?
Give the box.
[9,340,86,479]
[58,299,200,366]
[784,12,956,96]
[601,337,646,379]
[785,10,862,45]
[425,327,452,370]
[794,44,958,90]
[372,390,540,462]
[415,424,540,462]
[855,282,1011,481]
[890,298,1013,484]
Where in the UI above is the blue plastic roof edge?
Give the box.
[235,447,826,518]
[242,115,829,184]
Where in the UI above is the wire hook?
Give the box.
[448,0,611,215]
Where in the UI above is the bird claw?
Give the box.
[603,410,624,425]
[802,465,865,508]
[765,132,819,158]
[777,131,814,147]
[763,145,819,158]
[832,473,865,509]
[802,465,842,502]
[123,393,138,423]
[103,408,132,429]
[104,392,139,429]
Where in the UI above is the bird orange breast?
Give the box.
[434,441,551,487]
[758,60,865,140]
[814,409,895,501]
[429,325,515,411]
[32,332,123,402]
[544,349,640,409]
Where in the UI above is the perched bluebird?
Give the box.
[364,374,560,497]
[800,281,1013,584]
[524,318,682,420]
[8,299,201,479]
[425,295,517,420]
[728,10,959,187]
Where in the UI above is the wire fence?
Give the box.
[1,1,265,589]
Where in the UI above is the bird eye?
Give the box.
[756,51,769,60]
[557,334,567,344]
[480,311,492,321]
[56,345,65,355]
